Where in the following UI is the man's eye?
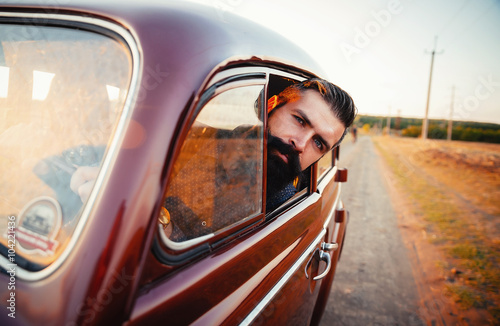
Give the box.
[294,116,304,125]
[314,139,323,150]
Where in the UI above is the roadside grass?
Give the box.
[373,136,500,323]
[444,285,484,309]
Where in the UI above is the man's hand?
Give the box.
[70,166,99,203]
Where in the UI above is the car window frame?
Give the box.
[151,66,325,264]
[153,73,268,261]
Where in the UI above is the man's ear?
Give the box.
[267,95,278,113]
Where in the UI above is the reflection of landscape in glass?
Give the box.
[195,89,262,130]
[318,151,332,177]
[0,25,132,264]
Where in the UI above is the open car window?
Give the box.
[0,23,133,270]
[263,74,311,214]
[158,84,264,247]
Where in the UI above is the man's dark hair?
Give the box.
[271,78,357,148]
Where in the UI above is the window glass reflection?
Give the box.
[161,85,264,243]
[0,24,132,269]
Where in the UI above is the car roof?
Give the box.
[2,0,325,85]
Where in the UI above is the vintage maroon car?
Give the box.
[0,1,349,325]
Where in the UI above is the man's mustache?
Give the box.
[266,132,303,197]
[267,132,299,158]
[267,131,302,177]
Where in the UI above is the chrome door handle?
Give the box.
[321,242,338,251]
[313,250,331,281]
[305,241,336,281]
[305,249,316,280]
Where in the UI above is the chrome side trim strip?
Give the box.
[316,165,336,194]
[0,11,142,281]
[159,225,214,251]
[239,228,326,326]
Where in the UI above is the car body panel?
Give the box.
[0,1,347,325]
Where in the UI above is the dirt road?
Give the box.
[320,135,425,326]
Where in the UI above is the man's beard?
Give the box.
[266,131,302,195]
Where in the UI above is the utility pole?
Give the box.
[447,85,455,141]
[422,36,444,140]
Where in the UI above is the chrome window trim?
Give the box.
[265,67,308,82]
[158,225,215,250]
[0,12,142,281]
[317,165,337,194]
[239,228,326,326]
[211,78,267,99]
[203,57,312,89]
[318,167,333,183]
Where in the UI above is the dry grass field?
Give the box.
[374,136,500,325]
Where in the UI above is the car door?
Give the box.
[128,67,342,325]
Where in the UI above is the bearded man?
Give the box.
[265,78,356,211]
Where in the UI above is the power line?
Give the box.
[441,0,497,49]
[436,0,471,37]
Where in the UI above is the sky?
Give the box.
[189,0,500,124]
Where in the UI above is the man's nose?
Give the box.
[290,135,307,153]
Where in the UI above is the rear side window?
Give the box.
[159,85,264,245]
[317,151,333,181]
[0,23,133,270]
